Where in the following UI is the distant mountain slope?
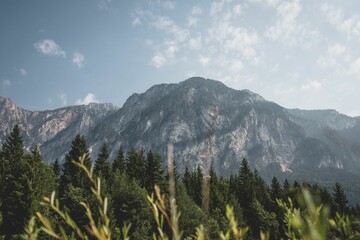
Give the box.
[0,96,118,160]
[1,77,360,202]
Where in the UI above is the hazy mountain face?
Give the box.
[1,77,360,200]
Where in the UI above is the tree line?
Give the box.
[0,125,360,239]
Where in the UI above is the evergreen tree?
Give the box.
[253,169,271,207]
[182,166,192,193]
[209,165,224,212]
[238,158,254,206]
[192,165,204,206]
[59,134,91,195]
[176,183,206,237]
[0,125,30,236]
[250,199,279,238]
[270,176,283,201]
[52,158,61,180]
[112,145,126,173]
[26,145,56,217]
[283,179,290,192]
[333,182,348,214]
[144,150,165,193]
[126,147,146,186]
[94,143,111,180]
[58,134,92,229]
[110,171,153,239]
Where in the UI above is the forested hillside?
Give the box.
[1,125,360,239]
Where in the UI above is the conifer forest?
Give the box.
[1,125,360,239]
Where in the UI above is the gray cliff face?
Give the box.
[82,78,360,180]
[0,96,119,160]
[1,77,360,181]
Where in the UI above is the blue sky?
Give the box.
[1,0,360,116]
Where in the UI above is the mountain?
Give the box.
[0,96,119,160]
[1,77,360,202]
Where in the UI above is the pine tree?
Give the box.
[144,150,165,193]
[26,145,56,216]
[270,176,282,201]
[238,158,254,205]
[58,134,92,229]
[253,169,270,206]
[59,134,91,195]
[192,165,204,206]
[0,125,30,236]
[94,143,111,180]
[333,182,348,214]
[112,145,126,173]
[110,171,153,238]
[283,179,290,192]
[182,166,192,193]
[126,147,146,186]
[52,158,61,180]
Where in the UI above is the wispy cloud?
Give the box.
[19,68,27,76]
[264,0,322,48]
[151,53,166,68]
[321,3,360,40]
[59,93,67,106]
[349,58,360,75]
[98,0,112,10]
[317,44,352,74]
[75,93,100,105]
[198,55,210,67]
[2,79,11,87]
[191,6,202,15]
[34,39,66,57]
[162,1,176,10]
[72,52,85,68]
[301,80,322,91]
[132,17,142,26]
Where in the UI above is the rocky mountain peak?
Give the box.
[1,78,360,203]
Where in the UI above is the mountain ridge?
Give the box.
[1,77,360,203]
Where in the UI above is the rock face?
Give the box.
[0,96,119,160]
[1,77,360,192]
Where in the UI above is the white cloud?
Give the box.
[349,58,360,75]
[301,80,322,91]
[34,39,66,57]
[59,94,67,106]
[208,21,260,62]
[188,35,202,50]
[233,4,244,16]
[199,55,210,66]
[151,54,166,68]
[152,16,190,42]
[188,16,198,27]
[75,93,100,105]
[317,56,337,68]
[165,44,178,58]
[191,6,202,15]
[230,60,244,73]
[2,79,11,87]
[317,44,351,70]
[162,1,176,9]
[98,0,112,10]
[20,68,27,76]
[72,52,85,68]
[210,0,226,15]
[321,3,360,39]
[132,17,142,26]
[265,0,322,48]
[265,0,280,7]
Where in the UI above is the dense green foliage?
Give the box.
[1,126,360,239]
